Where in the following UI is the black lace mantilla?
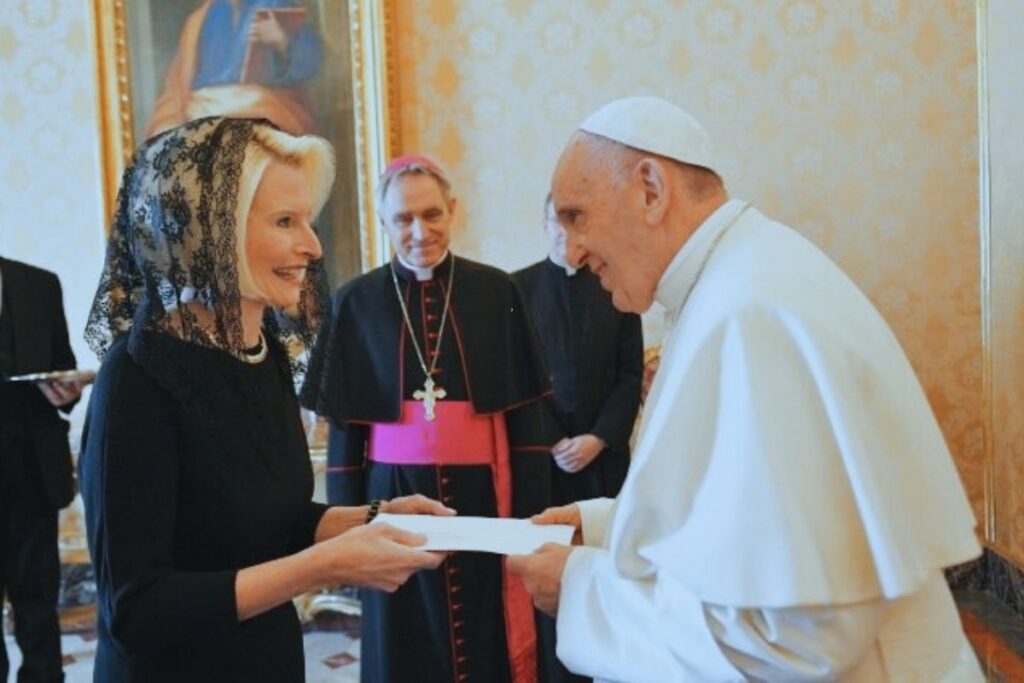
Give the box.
[85,117,328,394]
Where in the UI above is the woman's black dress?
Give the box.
[79,332,328,682]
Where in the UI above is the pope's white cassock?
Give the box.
[555,199,984,681]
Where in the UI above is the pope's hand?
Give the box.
[382,494,456,516]
[320,522,444,592]
[532,504,582,545]
[507,543,573,617]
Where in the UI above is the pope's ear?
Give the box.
[447,196,458,216]
[635,157,670,224]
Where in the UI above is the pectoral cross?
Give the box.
[413,377,446,421]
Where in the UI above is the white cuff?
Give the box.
[576,497,615,547]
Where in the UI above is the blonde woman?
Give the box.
[80,117,447,681]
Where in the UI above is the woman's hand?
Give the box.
[314,496,454,544]
[237,518,444,620]
[382,494,456,517]
[319,523,444,592]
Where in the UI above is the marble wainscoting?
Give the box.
[957,591,1024,681]
[947,548,1024,680]
[948,548,1024,618]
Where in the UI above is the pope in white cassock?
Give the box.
[507,97,984,682]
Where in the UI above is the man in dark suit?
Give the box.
[514,196,643,505]
[0,256,84,682]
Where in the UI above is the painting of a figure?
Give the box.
[145,0,322,137]
[126,0,361,285]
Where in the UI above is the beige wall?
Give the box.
[0,0,105,561]
[987,0,1024,566]
[393,0,985,516]
[0,1,996,550]
[0,0,106,418]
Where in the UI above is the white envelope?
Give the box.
[372,513,574,555]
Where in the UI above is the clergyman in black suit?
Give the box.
[0,256,85,682]
[513,195,644,504]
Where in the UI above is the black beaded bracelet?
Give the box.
[365,499,384,524]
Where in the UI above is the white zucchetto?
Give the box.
[579,96,720,175]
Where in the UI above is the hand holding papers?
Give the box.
[505,503,584,616]
[506,543,574,617]
[6,369,96,384]
[8,370,96,408]
[372,513,574,555]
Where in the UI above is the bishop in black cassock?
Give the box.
[302,156,557,683]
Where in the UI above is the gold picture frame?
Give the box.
[90,0,399,274]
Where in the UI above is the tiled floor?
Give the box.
[3,607,362,682]
[3,631,361,683]
[5,592,1024,681]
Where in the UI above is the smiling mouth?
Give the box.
[273,266,307,282]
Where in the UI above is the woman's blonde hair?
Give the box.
[234,124,336,297]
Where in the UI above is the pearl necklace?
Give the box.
[239,331,268,364]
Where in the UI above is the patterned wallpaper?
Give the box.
[0,1,996,551]
[988,0,1024,566]
[0,0,106,379]
[393,0,985,515]
[0,0,105,561]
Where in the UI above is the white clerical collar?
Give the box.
[396,250,450,281]
[547,254,578,277]
[655,199,748,313]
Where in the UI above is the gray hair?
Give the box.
[573,131,725,199]
[375,163,454,217]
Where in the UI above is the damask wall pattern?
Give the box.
[0,0,106,562]
[393,0,985,516]
[988,0,1024,567]
[0,0,106,377]
[0,1,992,550]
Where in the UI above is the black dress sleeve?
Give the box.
[590,312,643,454]
[80,347,240,656]
[289,501,330,553]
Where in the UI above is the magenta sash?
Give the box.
[369,401,504,472]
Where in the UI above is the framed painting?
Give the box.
[91,0,399,284]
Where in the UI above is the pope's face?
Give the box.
[380,173,455,268]
[245,160,322,309]
[550,142,659,313]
